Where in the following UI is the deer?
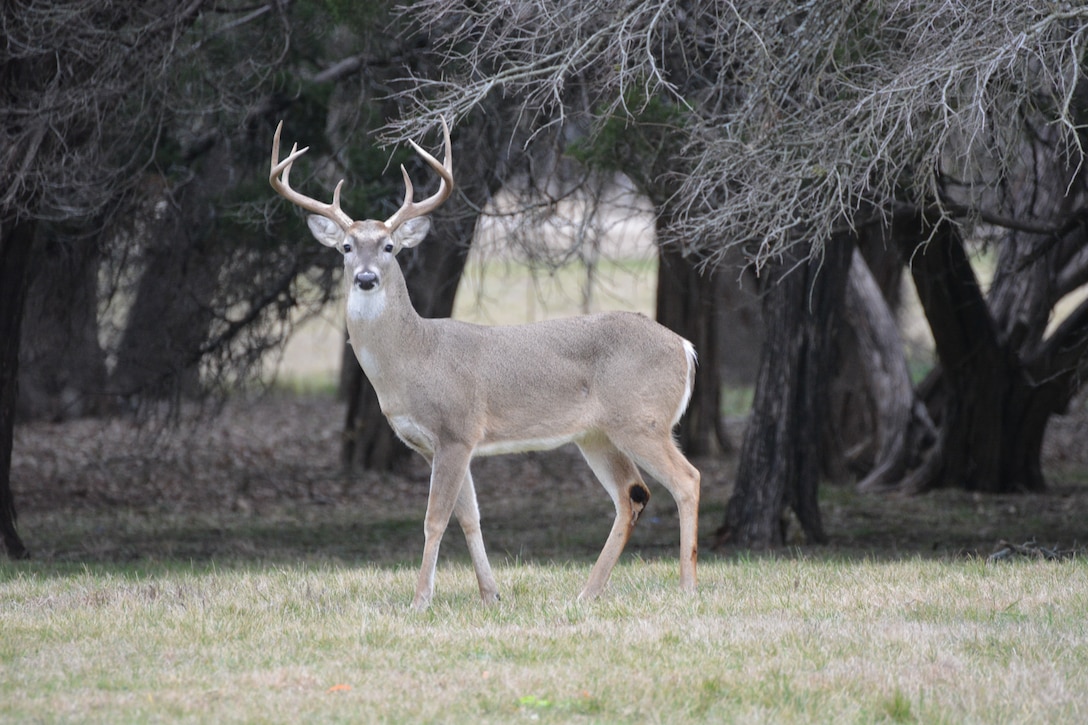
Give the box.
[269,118,700,610]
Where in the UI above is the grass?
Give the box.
[3,554,1087,723]
[8,389,1088,722]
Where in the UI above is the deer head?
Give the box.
[269,120,453,298]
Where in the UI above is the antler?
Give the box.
[384,118,454,232]
[270,119,454,234]
[269,121,355,232]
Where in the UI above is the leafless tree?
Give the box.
[393,0,1088,545]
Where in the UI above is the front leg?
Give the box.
[413,442,474,610]
[454,469,500,604]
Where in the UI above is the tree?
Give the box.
[1,1,215,555]
[721,239,853,545]
[16,221,109,422]
[833,240,927,492]
[667,4,1088,507]
[0,1,309,556]
[0,219,35,557]
[884,115,1088,493]
[396,0,1088,546]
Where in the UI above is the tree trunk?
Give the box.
[655,241,729,456]
[720,238,852,547]
[825,229,940,493]
[893,119,1088,494]
[824,219,911,482]
[0,219,35,558]
[987,123,1081,352]
[828,248,917,487]
[899,212,1048,493]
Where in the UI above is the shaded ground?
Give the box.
[9,394,1088,565]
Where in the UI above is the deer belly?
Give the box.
[474,432,579,456]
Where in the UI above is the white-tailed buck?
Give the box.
[270,119,700,609]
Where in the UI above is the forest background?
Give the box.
[2,1,1088,561]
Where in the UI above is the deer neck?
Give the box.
[344,269,425,388]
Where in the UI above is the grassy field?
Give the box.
[3,553,1086,723]
[6,391,1087,723]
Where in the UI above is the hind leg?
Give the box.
[576,435,651,600]
[611,431,700,592]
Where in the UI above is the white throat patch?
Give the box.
[347,285,387,322]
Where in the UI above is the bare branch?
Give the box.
[393,0,1088,268]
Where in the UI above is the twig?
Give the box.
[987,539,1080,562]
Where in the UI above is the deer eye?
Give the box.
[342,243,352,253]
[383,242,394,253]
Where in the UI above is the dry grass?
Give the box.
[3,555,1087,723]
[5,392,1088,722]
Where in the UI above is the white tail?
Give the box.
[270,119,700,609]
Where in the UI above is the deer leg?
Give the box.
[613,432,701,593]
[454,469,500,604]
[413,443,473,610]
[576,437,650,601]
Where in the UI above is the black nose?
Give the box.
[354,270,379,291]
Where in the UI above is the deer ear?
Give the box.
[393,216,431,249]
[306,215,344,248]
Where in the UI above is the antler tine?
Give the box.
[384,117,454,232]
[269,121,354,232]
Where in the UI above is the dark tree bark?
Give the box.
[892,113,1088,494]
[826,248,914,484]
[824,224,935,491]
[720,237,853,547]
[0,1,285,559]
[898,211,1060,493]
[656,242,730,456]
[0,219,35,558]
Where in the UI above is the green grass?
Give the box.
[3,554,1086,723]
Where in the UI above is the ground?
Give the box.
[9,393,1088,564]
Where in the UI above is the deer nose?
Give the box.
[354,270,379,291]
